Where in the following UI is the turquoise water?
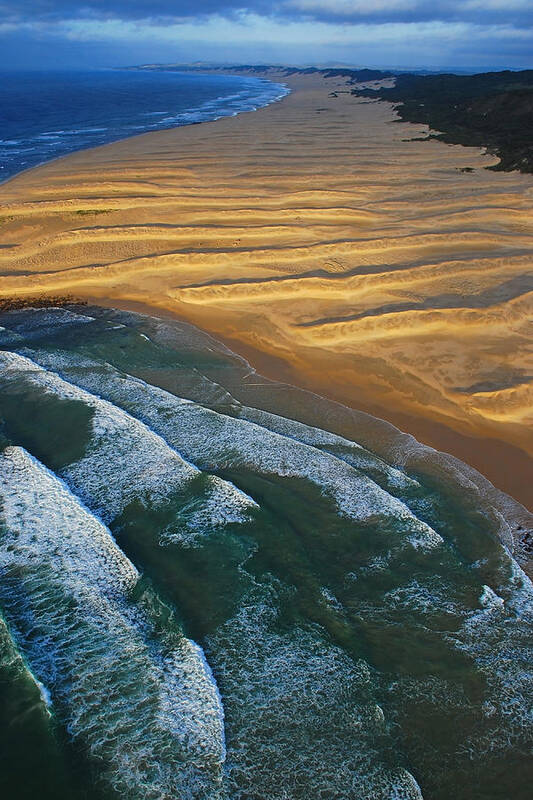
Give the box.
[0,305,531,799]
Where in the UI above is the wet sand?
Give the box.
[0,71,532,510]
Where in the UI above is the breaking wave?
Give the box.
[0,350,256,543]
[18,346,442,551]
[0,446,226,799]
[0,305,532,800]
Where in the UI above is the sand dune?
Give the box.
[1,73,532,506]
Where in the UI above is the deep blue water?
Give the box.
[0,69,288,182]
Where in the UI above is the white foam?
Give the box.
[504,559,533,620]
[0,611,53,716]
[162,475,258,546]
[239,405,420,492]
[450,556,533,755]
[0,326,22,345]
[23,348,442,551]
[3,307,95,330]
[207,581,423,799]
[384,578,462,617]
[479,584,505,611]
[0,446,226,798]
[0,351,256,538]
[35,679,53,712]
[390,770,424,799]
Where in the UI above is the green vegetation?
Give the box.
[131,63,533,173]
[354,70,533,173]
[74,208,112,216]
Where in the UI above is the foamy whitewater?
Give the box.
[0,305,531,800]
[0,70,289,182]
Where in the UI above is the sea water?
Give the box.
[0,70,289,182]
[0,305,531,799]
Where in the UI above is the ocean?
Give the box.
[0,67,531,800]
[0,304,531,800]
[0,69,289,182]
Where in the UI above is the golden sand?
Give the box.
[1,72,532,508]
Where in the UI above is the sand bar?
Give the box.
[0,72,532,509]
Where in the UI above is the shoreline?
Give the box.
[0,69,290,188]
[93,291,533,508]
[0,71,531,516]
[3,294,531,575]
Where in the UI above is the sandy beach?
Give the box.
[0,71,532,509]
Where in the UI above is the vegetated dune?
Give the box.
[1,73,532,507]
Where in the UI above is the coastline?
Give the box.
[0,69,290,186]
[0,71,532,517]
[2,295,531,577]
[2,302,532,800]
[83,295,533,572]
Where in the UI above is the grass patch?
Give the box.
[74,208,112,216]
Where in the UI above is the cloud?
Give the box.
[2,0,533,26]
[0,0,532,70]
[287,0,419,17]
[0,0,533,26]
[0,1,262,23]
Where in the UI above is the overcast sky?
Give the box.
[1,0,532,71]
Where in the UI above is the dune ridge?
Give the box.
[0,73,532,507]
